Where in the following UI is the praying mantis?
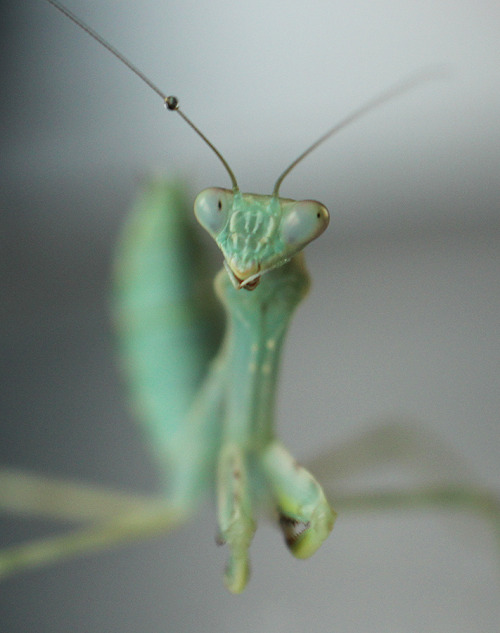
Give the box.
[1,0,499,619]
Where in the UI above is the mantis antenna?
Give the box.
[44,0,240,192]
[45,0,443,197]
[272,69,447,197]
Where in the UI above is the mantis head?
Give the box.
[194,188,329,289]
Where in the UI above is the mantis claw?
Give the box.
[262,441,336,559]
[223,542,251,594]
[279,515,310,550]
[219,507,254,593]
[217,443,256,593]
[278,499,335,559]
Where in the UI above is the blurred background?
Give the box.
[1,0,499,631]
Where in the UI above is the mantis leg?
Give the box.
[216,442,255,593]
[0,468,161,523]
[261,442,336,559]
[0,344,227,581]
[0,503,189,581]
[333,486,500,547]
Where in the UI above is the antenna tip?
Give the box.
[165,96,179,111]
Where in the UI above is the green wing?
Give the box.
[112,178,223,489]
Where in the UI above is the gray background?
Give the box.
[1,0,499,631]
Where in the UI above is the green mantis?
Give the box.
[1,0,499,605]
[113,177,334,592]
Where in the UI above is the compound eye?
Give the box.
[281,200,330,248]
[194,187,233,236]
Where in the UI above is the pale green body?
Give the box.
[114,179,334,592]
